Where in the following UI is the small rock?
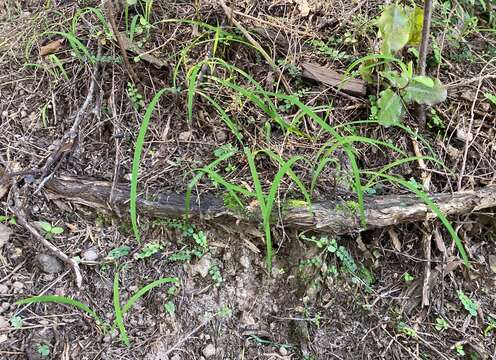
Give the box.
[215,130,227,142]
[170,355,181,360]
[83,248,99,261]
[279,347,288,356]
[20,110,27,118]
[12,281,24,291]
[1,110,8,119]
[0,333,7,344]
[202,344,216,358]
[36,254,63,274]
[239,255,250,269]
[178,130,192,142]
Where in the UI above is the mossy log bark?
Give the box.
[46,176,496,234]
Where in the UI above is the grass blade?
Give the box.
[113,270,129,346]
[122,277,179,314]
[16,295,105,329]
[130,88,172,243]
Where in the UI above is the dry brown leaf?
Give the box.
[40,39,64,56]
[388,228,401,251]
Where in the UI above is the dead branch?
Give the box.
[35,43,103,194]
[9,180,83,288]
[45,176,496,235]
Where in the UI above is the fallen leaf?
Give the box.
[0,223,13,248]
[388,228,401,251]
[40,39,64,56]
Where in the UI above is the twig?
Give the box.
[105,0,140,85]
[35,43,103,194]
[417,0,434,127]
[9,180,83,288]
[218,0,292,94]
[412,139,433,307]
[164,317,212,356]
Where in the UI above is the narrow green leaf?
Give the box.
[113,271,129,346]
[377,88,404,126]
[122,277,178,314]
[16,295,105,328]
[131,88,172,243]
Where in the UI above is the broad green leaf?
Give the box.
[106,246,131,260]
[412,75,434,88]
[126,0,137,5]
[402,78,447,105]
[407,6,424,45]
[377,88,404,126]
[39,221,52,232]
[50,226,64,234]
[458,290,478,316]
[380,70,409,88]
[377,5,410,53]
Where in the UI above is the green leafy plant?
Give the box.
[0,216,17,225]
[435,317,449,331]
[134,242,162,259]
[106,246,131,260]
[164,300,175,317]
[16,270,178,346]
[455,343,465,356]
[398,322,417,338]
[484,315,496,336]
[39,221,64,238]
[403,272,415,282]
[38,344,50,358]
[10,316,23,329]
[348,4,447,126]
[127,82,145,110]
[209,265,223,287]
[458,290,478,316]
[484,92,496,106]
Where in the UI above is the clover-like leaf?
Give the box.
[407,6,424,45]
[402,77,447,105]
[377,88,404,126]
[377,5,410,53]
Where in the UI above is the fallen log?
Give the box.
[45,176,496,234]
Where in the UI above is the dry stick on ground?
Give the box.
[35,43,103,194]
[105,0,140,85]
[45,176,496,235]
[411,139,432,307]
[9,180,83,288]
[417,0,434,127]
[218,0,292,94]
